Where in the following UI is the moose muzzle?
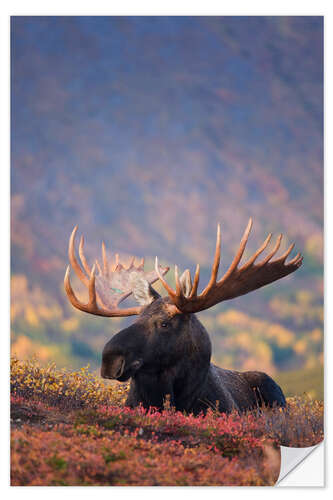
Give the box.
[101,355,125,379]
[101,353,143,381]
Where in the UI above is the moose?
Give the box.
[64,218,302,415]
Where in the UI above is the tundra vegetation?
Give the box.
[11,357,323,486]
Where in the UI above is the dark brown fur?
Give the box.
[101,297,286,414]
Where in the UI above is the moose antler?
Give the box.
[155,218,303,313]
[64,226,169,317]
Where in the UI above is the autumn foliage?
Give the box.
[11,358,323,486]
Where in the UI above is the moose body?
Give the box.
[101,297,285,414]
[65,218,301,414]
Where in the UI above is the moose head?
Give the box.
[64,219,302,414]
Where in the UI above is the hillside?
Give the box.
[11,17,323,388]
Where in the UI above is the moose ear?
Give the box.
[131,276,161,306]
[179,269,192,298]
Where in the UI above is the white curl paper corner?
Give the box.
[276,442,324,486]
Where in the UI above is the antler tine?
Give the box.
[189,264,200,299]
[174,265,184,298]
[114,253,120,271]
[272,242,295,264]
[64,264,98,313]
[239,232,272,272]
[64,265,85,311]
[218,218,253,285]
[257,234,283,267]
[184,269,192,292]
[88,264,98,308]
[155,257,177,299]
[287,252,302,266]
[138,257,145,270]
[69,226,89,286]
[201,223,221,296]
[113,253,124,271]
[128,256,135,270]
[95,259,102,275]
[101,241,109,276]
[79,235,91,276]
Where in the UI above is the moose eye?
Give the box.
[161,321,169,328]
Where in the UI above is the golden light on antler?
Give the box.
[155,218,303,313]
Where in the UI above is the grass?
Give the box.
[10,357,324,486]
[276,365,324,400]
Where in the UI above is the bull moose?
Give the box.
[64,218,302,414]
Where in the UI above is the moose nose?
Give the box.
[101,355,125,379]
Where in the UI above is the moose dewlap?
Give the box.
[64,218,302,415]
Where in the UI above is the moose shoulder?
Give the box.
[64,218,302,415]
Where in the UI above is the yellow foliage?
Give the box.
[242,341,272,373]
[11,335,51,362]
[24,306,39,327]
[10,357,126,408]
[310,328,322,342]
[10,304,19,322]
[62,317,79,332]
[269,294,323,326]
[296,290,313,306]
[217,309,249,327]
[266,324,294,347]
[38,305,62,321]
[294,339,307,355]
[234,331,251,348]
[11,274,64,324]
[242,358,259,371]
[305,233,323,260]
[256,341,272,362]
[11,274,28,295]
[304,354,323,370]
